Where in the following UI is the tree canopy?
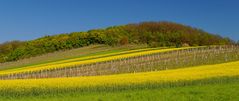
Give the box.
[0,21,234,63]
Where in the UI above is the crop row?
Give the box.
[23,47,160,68]
[0,45,239,79]
[0,45,148,70]
[0,47,192,75]
[0,61,239,97]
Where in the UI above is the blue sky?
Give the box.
[0,0,238,43]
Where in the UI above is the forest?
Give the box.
[0,21,235,63]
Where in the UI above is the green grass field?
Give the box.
[1,77,238,101]
[15,82,239,101]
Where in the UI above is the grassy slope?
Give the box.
[0,44,148,70]
[0,47,192,74]
[19,47,160,69]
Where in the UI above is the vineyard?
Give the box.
[0,60,239,99]
[0,47,189,79]
[0,45,238,79]
[0,45,239,100]
[0,2,238,100]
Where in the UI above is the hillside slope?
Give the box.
[0,61,239,100]
[0,21,234,63]
[0,45,238,100]
[0,45,238,80]
[0,44,147,70]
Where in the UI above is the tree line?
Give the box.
[0,21,235,63]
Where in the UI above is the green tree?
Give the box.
[0,21,234,63]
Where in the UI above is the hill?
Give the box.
[0,21,238,100]
[0,21,234,63]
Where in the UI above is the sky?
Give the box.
[0,0,238,43]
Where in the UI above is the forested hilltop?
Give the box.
[0,21,234,63]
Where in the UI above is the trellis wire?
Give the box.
[0,45,239,80]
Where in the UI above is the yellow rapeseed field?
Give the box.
[0,60,238,90]
[0,47,195,75]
